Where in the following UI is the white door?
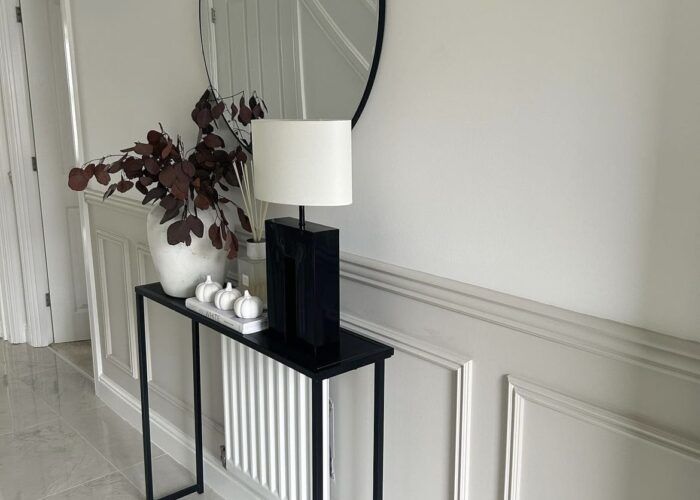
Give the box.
[20,0,89,343]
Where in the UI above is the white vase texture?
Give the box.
[147,204,227,297]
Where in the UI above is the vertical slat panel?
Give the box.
[287,367,298,500]
[267,357,278,494]
[238,343,249,474]
[221,339,319,500]
[247,348,259,480]
[298,372,309,500]
[278,363,288,499]
[257,352,269,486]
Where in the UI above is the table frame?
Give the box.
[135,284,391,500]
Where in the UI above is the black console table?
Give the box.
[135,283,394,500]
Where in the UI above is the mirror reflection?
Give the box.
[200,0,382,147]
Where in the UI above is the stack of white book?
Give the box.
[185,298,268,335]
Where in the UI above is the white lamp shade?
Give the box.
[252,120,352,206]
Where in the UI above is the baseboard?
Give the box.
[96,373,278,500]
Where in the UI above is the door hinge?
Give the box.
[211,7,216,23]
[219,445,226,468]
[31,156,37,172]
[15,6,21,23]
[45,292,51,307]
[7,171,12,186]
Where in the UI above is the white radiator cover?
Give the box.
[222,338,330,500]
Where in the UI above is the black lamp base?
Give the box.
[265,217,340,355]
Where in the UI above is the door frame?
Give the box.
[0,0,53,346]
[58,0,103,378]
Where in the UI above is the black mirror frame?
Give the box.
[198,0,385,151]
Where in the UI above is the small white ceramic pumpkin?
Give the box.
[233,290,263,319]
[213,283,242,311]
[195,275,222,303]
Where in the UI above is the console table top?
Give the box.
[136,282,394,380]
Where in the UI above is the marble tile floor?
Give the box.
[0,341,223,499]
[49,340,93,378]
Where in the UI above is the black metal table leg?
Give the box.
[312,378,324,500]
[192,320,204,494]
[373,359,385,500]
[136,293,154,500]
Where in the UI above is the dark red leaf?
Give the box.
[146,130,163,145]
[211,101,225,119]
[103,183,117,200]
[159,194,178,210]
[161,140,173,159]
[68,168,89,191]
[237,207,252,232]
[139,175,154,186]
[84,164,95,178]
[135,181,148,195]
[116,179,134,193]
[252,104,264,119]
[94,164,111,185]
[237,104,253,126]
[108,160,123,174]
[123,157,143,178]
[144,157,159,175]
[134,143,153,155]
[208,223,223,249]
[203,134,224,149]
[142,185,166,204]
[230,102,238,118]
[160,206,180,224]
[186,215,204,238]
[195,107,213,128]
[159,166,176,187]
[182,161,195,177]
[167,220,190,245]
[194,193,210,210]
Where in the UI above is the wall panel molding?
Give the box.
[504,376,700,500]
[95,228,138,378]
[84,191,700,384]
[341,314,472,500]
[341,254,700,383]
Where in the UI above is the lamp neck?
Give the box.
[298,205,305,230]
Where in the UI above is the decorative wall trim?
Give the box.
[0,0,53,346]
[83,193,700,385]
[341,314,472,500]
[504,376,700,500]
[95,228,138,378]
[341,254,700,383]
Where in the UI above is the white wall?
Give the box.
[311,0,700,342]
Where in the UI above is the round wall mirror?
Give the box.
[199,0,385,151]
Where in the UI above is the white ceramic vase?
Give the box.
[246,239,266,260]
[146,204,226,298]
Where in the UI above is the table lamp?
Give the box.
[252,120,352,355]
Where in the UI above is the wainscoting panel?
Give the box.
[84,192,700,500]
[95,228,137,378]
[505,377,700,500]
